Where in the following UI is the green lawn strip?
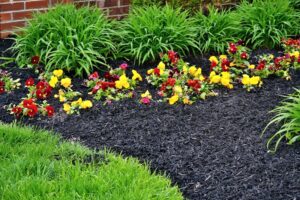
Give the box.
[0,123,183,200]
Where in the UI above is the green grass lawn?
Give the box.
[0,123,183,200]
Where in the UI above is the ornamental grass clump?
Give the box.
[12,4,116,77]
[262,89,300,153]
[236,0,300,49]
[195,7,241,53]
[118,5,198,64]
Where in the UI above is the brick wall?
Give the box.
[0,0,130,38]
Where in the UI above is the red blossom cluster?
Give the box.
[0,81,4,94]
[11,98,54,118]
[88,72,117,94]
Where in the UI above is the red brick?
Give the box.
[13,11,33,20]
[120,0,129,5]
[0,21,25,31]
[0,2,24,12]
[0,13,11,21]
[0,31,12,38]
[109,6,129,15]
[26,0,48,9]
[104,0,118,7]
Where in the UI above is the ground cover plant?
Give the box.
[118,5,198,64]
[236,0,300,49]
[0,123,183,200]
[12,4,116,77]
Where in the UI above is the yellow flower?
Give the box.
[210,75,221,84]
[269,54,274,59]
[158,62,165,70]
[230,62,236,67]
[221,72,230,79]
[80,100,93,109]
[209,56,218,64]
[219,55,227,60]
[132,70,143,81]
[248,64,255,69]
[115,74,130,89]
[61,78,71,88]
[221,77,230,87]
[183,65,188,74]
[228,84,234,89]
[241,74,250,85]
[209,71,216,79]
[194,68,202,77]
[147,69,154,75]
[53,69,63,77]
[183,97,192,105]
[249,76,261,85]
[291,51,299,58]
[169,94,179,105]
[189,66,197,76]
[59,95,66,102]
[71,98,82,107]
[49,76,58,88]
[173,85,183,94]
[63,103,71,114]
[199,75,205,81]
[141,90,152,99]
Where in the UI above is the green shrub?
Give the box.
[195,7,240,53]
[12,4,116,77]
[0,123,183,199]
[262,89,300,153]
[118,6,198,64]
[236,0,300,49]
[289,0,300,9]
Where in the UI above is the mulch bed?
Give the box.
[1,38,300,200]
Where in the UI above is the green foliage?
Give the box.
[12,4,116,77]
[289,0,300,9]
[236,0,300,49]
[0,123,183,200]
[118,6,198,64]
[262,89,300,153]
[195,7,240,53]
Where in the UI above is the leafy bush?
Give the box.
[118,6,198,64]
[12,4,116,77]
[262,89,300,153]
[195,7,241,53]
[289,0,300,9]
[236,0,300,49]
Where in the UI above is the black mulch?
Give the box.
[1,38,300,200]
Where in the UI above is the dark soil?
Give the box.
[1,39,300,200]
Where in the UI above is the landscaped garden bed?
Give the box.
[1,1,300,199]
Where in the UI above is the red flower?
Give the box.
[154,68,160,76]
[274,57,283,67]
[45,105,55,117]
[256,61,265,70]
[31,56,40,65]
[188,80,201,91]
[298,57,300,63]
[237,40,245,46]
[36,89,46,100]
[25,77,35,87]
[0,81,4,87]
[89,72,99,80]
[221,59,230,71]
[0,87,4,94]
[168,50,179,64]
[92,84,101,94]
[104,72,119,81]
[12,106,22,117]
[27,104,38,118]
[120,63,128,70]
[240,52,248,59]
[229,43,237,54]
[36,81,51,99]
[23,99,34,108]
[166,78,176,87]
